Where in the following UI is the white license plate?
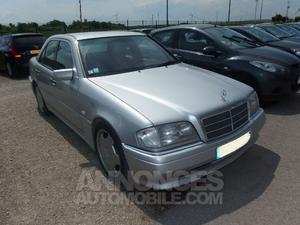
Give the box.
[216,132,251,160]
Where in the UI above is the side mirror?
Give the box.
[173,53,183,61]
[53,68,75,81]
[203,46,222,57]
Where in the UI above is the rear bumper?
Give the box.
[123,109,265,190]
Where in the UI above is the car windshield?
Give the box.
[278,25,300,36]
[13,35,46,52]
[262,26,293,39]
[79,35,177,77]
[205,27,257,49]
[245,27,280,42]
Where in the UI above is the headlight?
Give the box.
[248,92,259,117]
[292,49,300,56]
[136,122,199,151]
[250,61,285,73]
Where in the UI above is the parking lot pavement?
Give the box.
[0,73,299,225]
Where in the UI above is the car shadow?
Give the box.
[42,114,280,225]
[138,145,280,225]
[263,92,300,116]
[0,72,30,81]
[42,114,100,169]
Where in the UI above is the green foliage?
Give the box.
[0,20,126,36]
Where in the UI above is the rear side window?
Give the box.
[153,31,176,48]
[0,36,11,49]
[56,41,74,69]
[13,35,45,52]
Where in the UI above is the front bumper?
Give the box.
[123,109,266,190]
[260,69,300,99]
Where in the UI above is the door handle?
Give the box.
[49,77,57,86]
[34,69,40,76]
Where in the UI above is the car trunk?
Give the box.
[12,35,46,63]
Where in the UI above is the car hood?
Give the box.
[238,46,300,66]
[269,39,300,50]
[89,63,253,125]
[285,36,300,43]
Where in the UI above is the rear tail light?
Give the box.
[8,48,22,60]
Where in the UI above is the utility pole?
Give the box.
[255,0,259,20]
[166,0,169,26]
[259,0,264,21]
[79,0,82,23]
[286,0,291,18]
[228,0,232,22]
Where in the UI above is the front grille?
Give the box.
[202,103,249,141]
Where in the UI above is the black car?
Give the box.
[0,33,45,77]
[231,25,300,58]
[287,23,300,31]
[131,28,153,34]
[257,24,300,42]
[276,24,300,37]
[151,24,300,100]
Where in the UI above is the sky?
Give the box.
[0,0,300,25]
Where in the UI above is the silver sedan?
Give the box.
[29,31,265,190]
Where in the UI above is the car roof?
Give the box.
[51,31,145,41]
[0,33,44,38]
[11,33,44,37]
[151,24,216,33]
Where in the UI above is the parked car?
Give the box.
[29,31,265,190]
[231,25,300,58]
[286,23,300,31]
[0,33,45,77]
[131,28,153,34]
[257,24,300,42]
[276,24,300,37]
[151,24,300,100]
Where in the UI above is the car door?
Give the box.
[176,29,227,74]
[51,40,82,131]
[35,40,59,108]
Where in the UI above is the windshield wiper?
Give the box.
[222,35,260,47]
[156,60,179,68]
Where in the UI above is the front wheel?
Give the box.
[95,124,128,179]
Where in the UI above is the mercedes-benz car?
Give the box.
[29,31,265,190]
[151,24,300,100]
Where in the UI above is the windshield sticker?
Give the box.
[93,67,100,73]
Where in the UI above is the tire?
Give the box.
[34,86,50,115]
[6,62,16,78]
[95,123,128,180]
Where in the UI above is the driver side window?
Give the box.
[179,30,213,52]
[39,40,59,70]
